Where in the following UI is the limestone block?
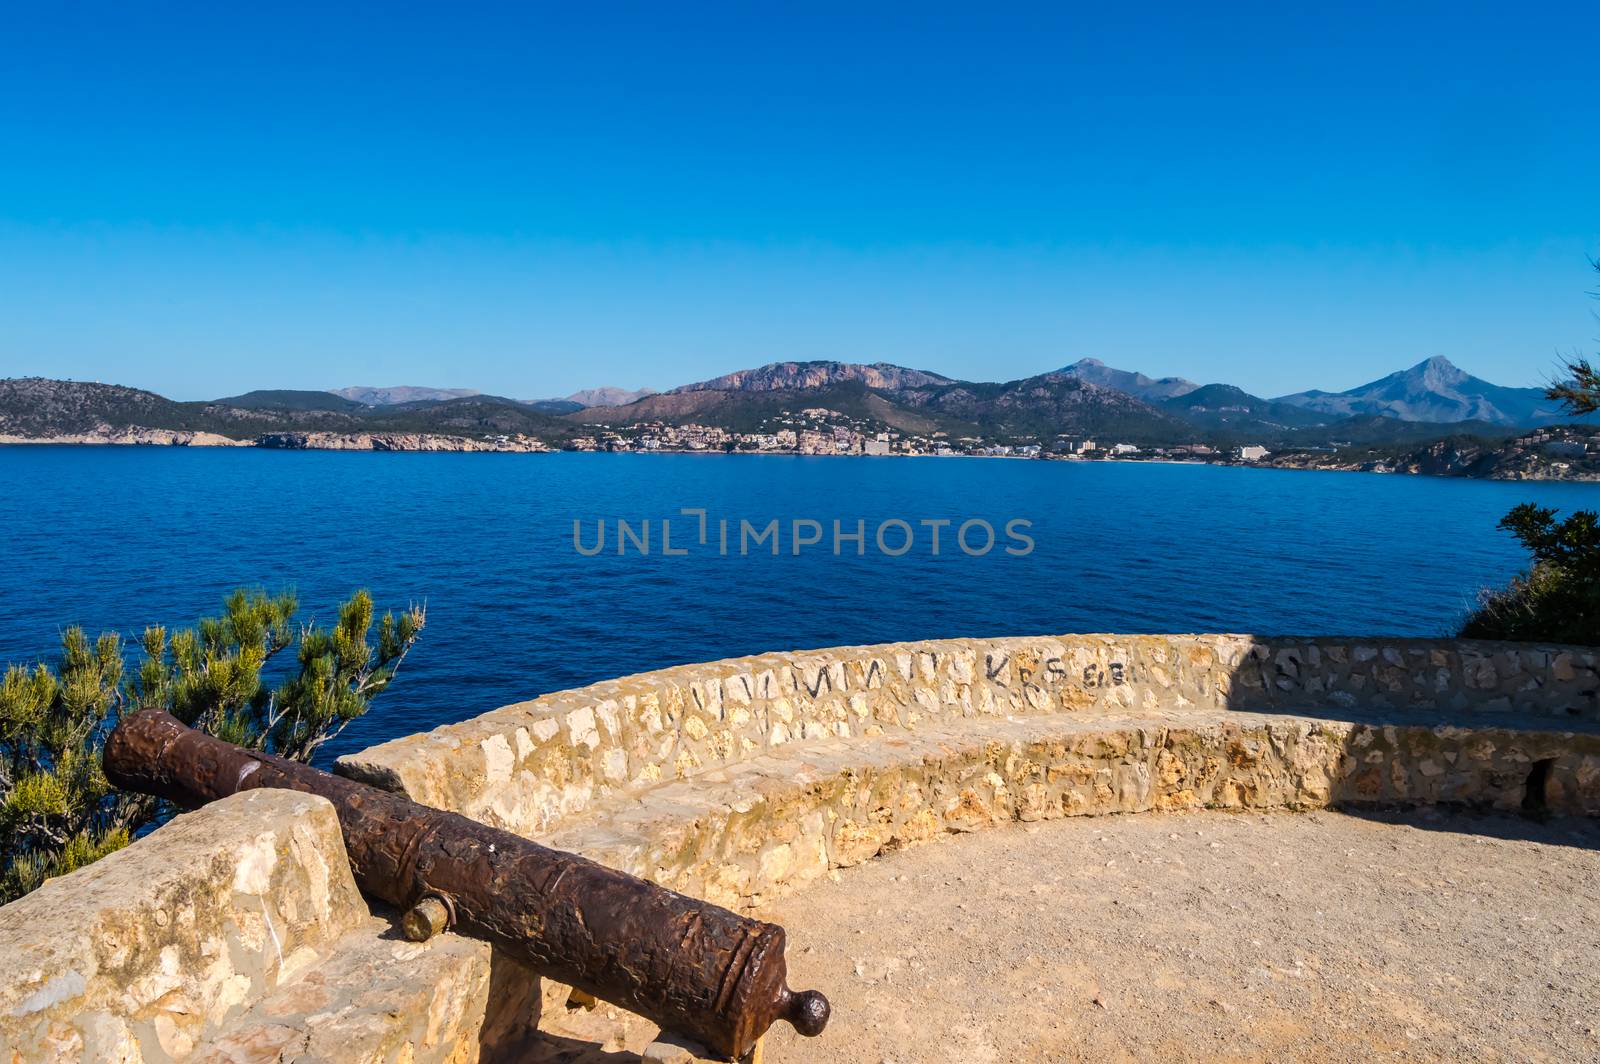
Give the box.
[0,789,365,1063]
[187,929,540,1064]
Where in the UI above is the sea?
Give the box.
[1,446,1594,765]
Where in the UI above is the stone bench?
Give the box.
[532,707,1600,911]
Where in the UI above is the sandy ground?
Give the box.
[764,809,1600,1064]
[545,809,1600,1064]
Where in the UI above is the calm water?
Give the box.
[1,448,1595,764]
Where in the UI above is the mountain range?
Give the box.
[1,356,1585,450]
[569,355,1576,443]
[329,383,657,410]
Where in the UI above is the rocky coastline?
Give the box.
[0,428,248,447]
[1266,431,1600,482]
[0,428,552,452]
[4,425,1598,480]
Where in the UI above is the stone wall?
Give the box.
[337,635,1600,840]
[3,634,1598,1063]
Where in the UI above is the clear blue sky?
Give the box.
[1,2,1595,400]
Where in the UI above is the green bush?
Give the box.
[0,588,423,902]
[1461,504,1599,644]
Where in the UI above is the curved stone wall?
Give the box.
[338,634,1600,843]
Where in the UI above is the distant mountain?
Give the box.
[569,379,950,435]
[671,361,954,394]
[1161,383,1330,436]
[892,371,1188,442]
[525,399,585,415]
[577,361,1185,443]
[218,389,366,412]
[335,383,618,415]
[1273,357,1566,427]
[332,385,481,406]
[1281,413,1515,448]
[336,383,654,412]
[357,395,577,438]
[565,386,657,408]
[1058,358,1198,401]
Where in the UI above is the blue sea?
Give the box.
[1,447,1594,764]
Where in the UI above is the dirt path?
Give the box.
[753,808,1600,1064]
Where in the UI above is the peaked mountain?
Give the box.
[670,361,954,394]
[1058,358,1198,401]
[332,385,482,406]
[564,386,658,408]
[1273,357,1565,427]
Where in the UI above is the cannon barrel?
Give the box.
[104,710,829,1060]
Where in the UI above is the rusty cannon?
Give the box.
[103,710,829,1061]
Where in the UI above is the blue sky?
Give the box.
[1,2,1595,400]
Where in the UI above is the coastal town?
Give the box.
[565,407,1260,463]
[555,407,1600,480]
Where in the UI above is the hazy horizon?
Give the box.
[1,3,1595,401]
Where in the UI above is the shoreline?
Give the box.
[4,434,1598,482]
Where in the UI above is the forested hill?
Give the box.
[0,378,577,441]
